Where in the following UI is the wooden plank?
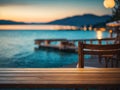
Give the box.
[0,71,120,74]
[0,68,119,88]
[0,80,119,88]
[84,50,120,55]
[0,68,120,72]
[35,39,67,42]
[78,41,84,68]
[83,43,120,50]
[0,74,119,79]
[68,38,115,42]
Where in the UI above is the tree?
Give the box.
[112,0,120,21]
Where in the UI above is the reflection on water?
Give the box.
[0,25,78,30]
[0,27,113,68]
[0,25,59,30]
[96,30,103,39]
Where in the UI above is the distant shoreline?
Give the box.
[0,14,111,28]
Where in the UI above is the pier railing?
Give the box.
[35,37,116,46]
[67,37,116,45]
[35,38,116,63]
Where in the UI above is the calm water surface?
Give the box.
[0,25,113,68]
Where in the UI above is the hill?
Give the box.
[47,14,111,27]
[0,14,111,27]
[0,20,26,25]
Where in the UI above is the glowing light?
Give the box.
[88,25,92,30]
[109,30,113,33]
[96,31,103,39]
[103,0,115,8]
[94,28,97,31]
[0,25,62,30]
[99,28,106,31]
[83,25,87,31]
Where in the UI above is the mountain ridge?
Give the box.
[0,14,111,27]
[47,14,111,27]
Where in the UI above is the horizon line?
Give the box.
[0,13,111,23]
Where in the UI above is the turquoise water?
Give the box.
[0,30,111,68]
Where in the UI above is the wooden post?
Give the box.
[106,41,109,44]
[104,57,108,68]
[35,40,42,45]
[83,40,86,44]
[111,59,114,67]
[98,39,101,45]
[78,42,84,68]
[90,40,92,44]
[98,39,102,63]
[59,41,66,49]
[45,40,51,46]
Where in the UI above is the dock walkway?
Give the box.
[35,38,116,53]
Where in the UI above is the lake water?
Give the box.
[0,25,113,68]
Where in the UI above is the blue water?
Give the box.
[0,30,111,68]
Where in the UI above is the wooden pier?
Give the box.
[35,38,116,53]
[35,39,77,53]
[35,39,67,46]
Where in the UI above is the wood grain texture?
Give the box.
[0,68,119,88]
[78,42,120,68]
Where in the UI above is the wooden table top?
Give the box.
[0,68,120,88]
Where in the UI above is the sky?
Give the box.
[0,0,112,23]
